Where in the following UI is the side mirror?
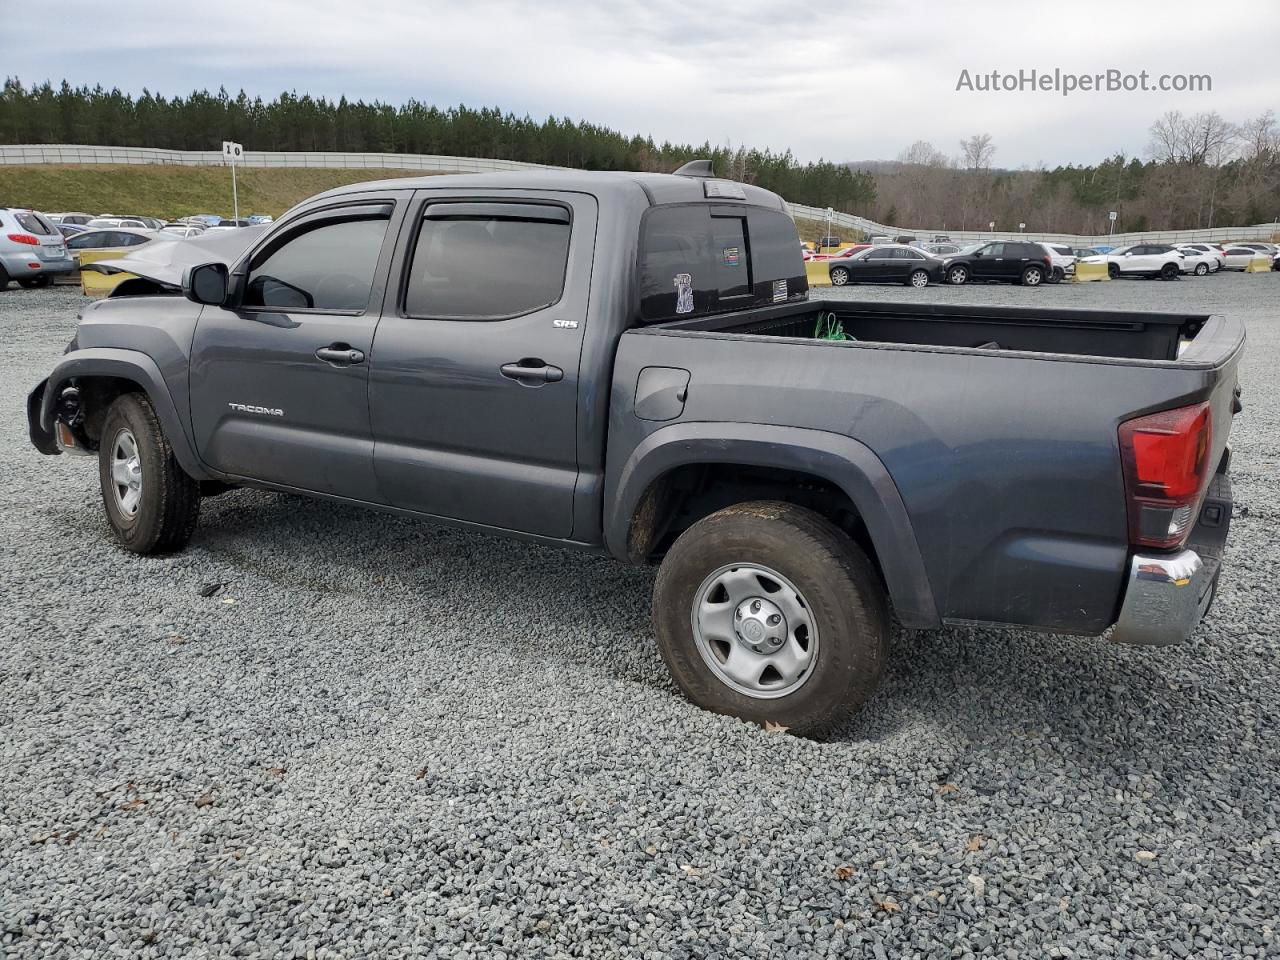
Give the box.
[184,262,229,306]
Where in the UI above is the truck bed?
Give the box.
[656,298,1225,363]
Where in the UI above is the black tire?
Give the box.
[907,269,929,288]
[830,267,850,286]
[18,275,52,289]
[98,393,200,554]
[1020,265,1044,286]
[946,264,968,285]
[0,263,10,290]
[1160,262,1179,280]
[1107,262,1121,279]
[653,501,889,737]
[1048,267,1064,284]
[1194,262,1208,276]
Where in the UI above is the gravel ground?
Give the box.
[1,274,1277,959]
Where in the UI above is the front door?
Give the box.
[368,191,597,539]
[189,198,402,501]
[970,243,1002,280]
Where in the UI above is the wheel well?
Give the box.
[628,462,886,585]
[67,375,145,449]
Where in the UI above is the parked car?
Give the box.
[919,242,961,257]
[209,218,252,230]
[1220,247,1265,271]
[56,223,90,238]
[867,234,892,246]
[817,235,841,248]
[161,223,207,238]
[26,164,1244,734]
[1235,242,1277,255]
[828,245,945,288]
[1080,243,1185,280]
[941,241,1053,286]
[1179,243,1226,270]
[1071,247,1101,259]
[932,234,951,242]
[87,217,150,229]
[246,214,275,225]
[894,235,917,245]
[47,212,96,226]
[1040,243,1077,283]
[0,207,75,288]
[811,244,870,261]
[1175,246,1220,276]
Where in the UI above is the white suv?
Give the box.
[1079,243,1185,280]
[1039,243,1077,283]
[0,208,75,290]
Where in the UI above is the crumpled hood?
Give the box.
[81,226,269,288]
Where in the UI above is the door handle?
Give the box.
[316,345,365,365]
[500,359,563,385]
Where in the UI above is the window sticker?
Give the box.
[772,279,788,302]
[674,273,694,314]
[722,246,740,266]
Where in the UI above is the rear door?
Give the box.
[188,197,402,500]
[367,191,597,538]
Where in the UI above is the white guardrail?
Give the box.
[3,144,1277,245]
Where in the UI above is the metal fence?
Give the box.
[3,144,1276,244]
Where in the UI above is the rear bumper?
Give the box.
[1111,472,1231,646]
[0,250,75,277]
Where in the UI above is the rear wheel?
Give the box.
[0,264,10,290]
[1020,265,1044,286]
[18,275,52,289]
[907,269,929,288]
[653,501,889,737]
[1194,262,1209,276]
[1107,262,1121,279]
[1160,262,1180,280]
[946,264,968,285]
[98,393,200,554]
[830,267,850,286]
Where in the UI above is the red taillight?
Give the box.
[7,233,40,246]
[1043,255,1052,267]
[1118,402,1212,549]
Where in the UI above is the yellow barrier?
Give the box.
[806,260,832,286]
[1245,256,1272,273]
[1072,261,1111,282]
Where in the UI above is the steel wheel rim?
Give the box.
[691,562,819,700]
[110,429,143,516]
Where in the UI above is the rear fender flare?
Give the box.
[606,422,940,628]
[40,348,208,480]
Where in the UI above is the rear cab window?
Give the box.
[15,212,56,235]
[638,203,806,323]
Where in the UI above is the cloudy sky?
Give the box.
[5,0,1277,167]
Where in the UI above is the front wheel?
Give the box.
[653,501,889,737]
[946,264,968,285]
[98,393,200,554]
[830,267,850,286]
[907,269,929,288]
[1107,263,1121,279]
[1020,265,1044,286]
[1048,267,1064,284]
[1160,262,1180,280]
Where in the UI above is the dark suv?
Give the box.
[943,241,1053,286]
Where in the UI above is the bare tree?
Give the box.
[897,140,948,167]
[1148,110,1185,164]
[959,133,995,170]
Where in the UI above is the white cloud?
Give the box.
[5,0,1277,165]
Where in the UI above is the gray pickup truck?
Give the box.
[28,162,1244,734]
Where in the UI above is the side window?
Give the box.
[982,244,1004,257]
[15,212,55,235]
[405,203,571,320]
[868,249,894,260]
[117,233,148,247]
[245,211,390,312]
[66,233,97,250]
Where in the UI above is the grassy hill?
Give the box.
[0,164,865,242]
[0,164,431,220]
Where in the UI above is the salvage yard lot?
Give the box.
[1,276,1277,958]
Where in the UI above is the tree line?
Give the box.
[0,79,876,214]
[877,110,1280,235]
